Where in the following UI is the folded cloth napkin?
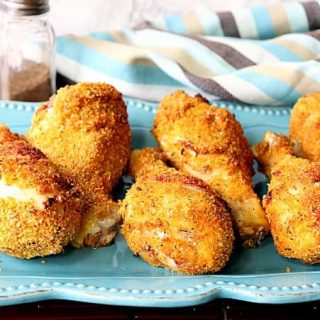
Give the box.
[56,1,320,106]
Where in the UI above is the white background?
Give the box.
[49,0,298,35]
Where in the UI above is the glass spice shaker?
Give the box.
[0,0,55,102]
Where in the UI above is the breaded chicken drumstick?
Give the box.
[152,91,269,247]
[27,83,131,248]
[0,125,82,258]
[253,132,320,264]
[290,93,320,161]
[120,148,234,275]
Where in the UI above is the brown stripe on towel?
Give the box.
[134,21,152,30]
[189,36,255,69]
[180,65,237,101]
[216,11,240,37]
[301,1,320,30]
[307,30,320,40]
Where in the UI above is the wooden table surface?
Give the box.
[2,299,320,319]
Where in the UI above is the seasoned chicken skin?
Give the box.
[290,93,320,161]
[120,148,234,275]
[253,132,320,264]
[27,83,131,248]
[152,91,269,247]
[0,125,82,258]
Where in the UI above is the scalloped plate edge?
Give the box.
[0,272,320,307]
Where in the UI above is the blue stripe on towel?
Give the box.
[57,37,183,87]
[164,14,186,34]
[235,69,301,103]
[90,32,114,41]
[251,5,276,39]
[197,12,224,36]
[259,42,303,61]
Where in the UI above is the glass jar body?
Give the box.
[0,12,55,102]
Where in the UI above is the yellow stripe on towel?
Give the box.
[70,35,156,66]
[267,3,291,35]
[273,38,316,60]
[182,12,204,35]
[249,65,320,94]
[148,46,215,77]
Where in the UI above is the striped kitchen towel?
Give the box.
[56,1,320,106]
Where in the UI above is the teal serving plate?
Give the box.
[0,98,319,307]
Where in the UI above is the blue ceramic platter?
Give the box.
[0,98,320,307]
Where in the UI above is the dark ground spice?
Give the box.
[6,63,52,102]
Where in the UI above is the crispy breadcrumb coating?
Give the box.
[290,93,320,161]
[252,132,294,179]
[27,83,131,248]
[120,148,234,275]
[253,132,320,264]
[0,125,82,258]
[28,82,131,197]
[128,147,169,179]
[152,90,269,247]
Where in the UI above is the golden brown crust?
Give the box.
[152,91,254,177]
[0,198,81,259]
[252,131,294,179]
[254,132,320,264]
[0,124,23,143]
[263,157,320,264]
[152,90,269,247]
[129,148,169,180]
[289,93,320,161]
[28,82,131,198]
[0,126,82,258]
[120,152,234,274]
[0,125,78,195]
[27,83,130,248]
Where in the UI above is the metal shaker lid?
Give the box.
[0,0,49,16]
